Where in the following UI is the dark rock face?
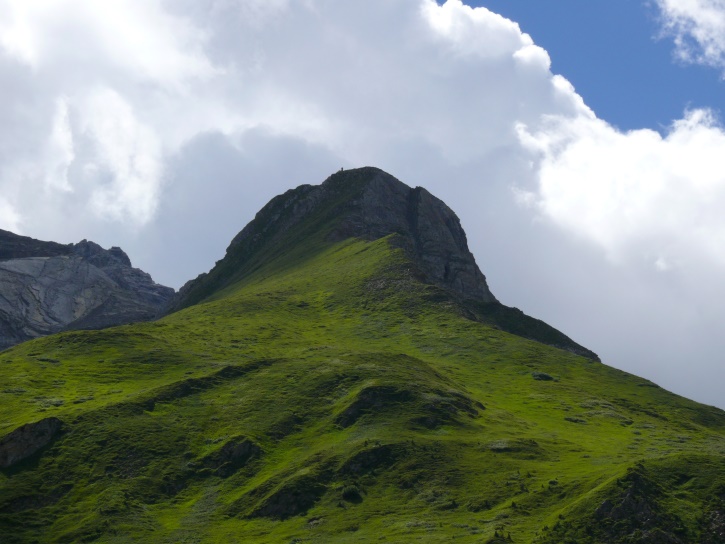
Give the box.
[0,231,174,350]
[335,384,482,430]
[249,472,327,520]
[328,171,497,303]
[336,386,415,428]
[0,417,63,468]
[701,504,725,544]
[541,467,689,544]
[0,230,71,261]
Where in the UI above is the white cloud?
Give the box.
[656,0,725,72]
[518,108,725,270]
[0,198,21,232]
[421,0,533,59]
[0,0,217,229]
[0,0,216,85]
[0,0,588,230]
[80,88,164,225]
[44,97,74,192]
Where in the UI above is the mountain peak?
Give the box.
[71,239,132,268]
[176,167,496,309]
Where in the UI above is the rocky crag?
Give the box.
[175,167,496,309]
[0,230,174,350]
[173,167,597,359]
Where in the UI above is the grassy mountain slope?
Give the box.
[1,228,725,543]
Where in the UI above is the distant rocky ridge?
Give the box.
[0,230,174,350]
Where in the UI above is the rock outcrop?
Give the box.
[0,417,63,468]
[0,231,174,350]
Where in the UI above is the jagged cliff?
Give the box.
[0,231,174,350]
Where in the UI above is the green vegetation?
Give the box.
[1,233,725,543]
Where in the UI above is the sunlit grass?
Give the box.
[1,236,724,543]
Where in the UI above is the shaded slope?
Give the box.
[1,236,724,543]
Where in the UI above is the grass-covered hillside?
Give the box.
[2,173,725,543]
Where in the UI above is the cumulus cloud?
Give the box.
[518,108,725,270]
[422,0,535,59]
[656,0,725,72]
[0,0,215,83]
[0,0,216,230]
[0,0,584,233]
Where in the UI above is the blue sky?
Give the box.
[475,0,725,131]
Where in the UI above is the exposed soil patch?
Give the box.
[339,444,400,476]
[486,439,545,461]
[336,385,483,430]
[412,389,483,429]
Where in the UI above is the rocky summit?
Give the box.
[175,167,496,309]
[0,231,174,350]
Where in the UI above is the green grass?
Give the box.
[1,235,725,543]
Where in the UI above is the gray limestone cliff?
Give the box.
[0,230,174,350]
